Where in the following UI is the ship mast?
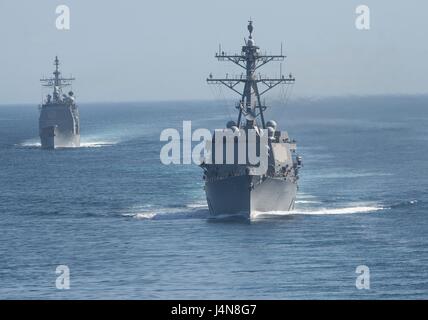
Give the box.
[40,56,75,103]
[207,21,295,129]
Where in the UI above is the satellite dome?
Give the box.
[266,120,277,130]
[230,125,239,133]
[226,120,237,129]
[268,126,275,139]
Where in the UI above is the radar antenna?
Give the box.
[40,56,75,103]
[207,21,295,129]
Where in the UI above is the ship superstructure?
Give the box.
[201,21,302,218]
[39,56,80,149]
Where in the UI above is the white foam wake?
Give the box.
[295,200,321,204]
[291,205,385,215]
[125,193,391,221]
[124,202,210,221]
[18,137,118,148]
[253,205,385,218]
[19,138,40,147]
[133,212,157,220]
[127,204,385,221]
[79,140,117,148]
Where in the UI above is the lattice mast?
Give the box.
[207,21,295,129]
[40,56,75,103]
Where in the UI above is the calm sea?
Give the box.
[0,96,427,299]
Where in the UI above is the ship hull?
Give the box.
[40,127,80,149]
[39,103,80,149]
[205,175,297,219]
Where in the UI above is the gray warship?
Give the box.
[39,56,80,149]
[201,21,302,219]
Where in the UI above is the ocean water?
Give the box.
[0,96,427,299]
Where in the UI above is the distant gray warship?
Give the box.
[39,56,80,149]
[201,21,302,218]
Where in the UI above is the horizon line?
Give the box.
[1,93,428,107]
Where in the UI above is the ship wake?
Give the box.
[253,192,388,218]
[123,202,210,221]
[18,137,119,149]
[125,201,390,221]
[124,197,418,221]
[252,205,386,219]
[79,139,118,148]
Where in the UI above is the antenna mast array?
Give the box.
[40,56,75,102]
[207,21,295,129]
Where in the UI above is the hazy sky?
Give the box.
[1,0,427,104]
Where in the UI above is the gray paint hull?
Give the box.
[40,127,80,149]
[205,175,297,219]
[39,103,80,149]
